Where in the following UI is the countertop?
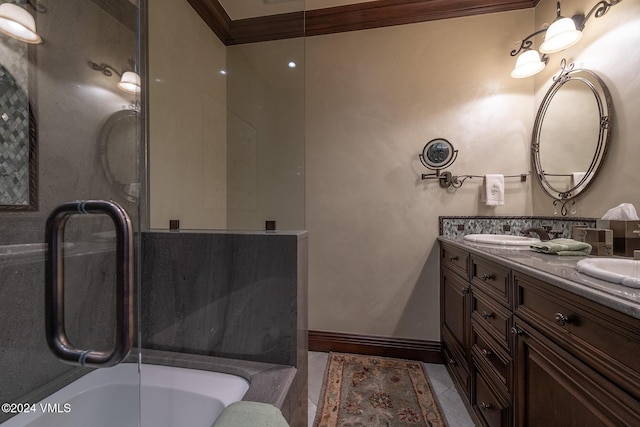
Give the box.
[438,237,640,320]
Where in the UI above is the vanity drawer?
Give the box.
[471,289,511,351]
[471,256,511,308]
[473,367,511,427]
[440,243,469,279]
[513,272,640,400]
[472,324,512,391]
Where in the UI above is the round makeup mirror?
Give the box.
[419,138,457,170]
[532,61,612,215]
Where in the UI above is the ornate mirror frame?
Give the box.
[532,60,613,215]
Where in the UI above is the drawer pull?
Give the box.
[481,273,495,281]
[448,358,456,366]
[449,255,459,261]
[461,287,470,295]
[511,326,524,336]
[480,402,492,410]
[481,348,492,357]
[554,312,571,326]
[481,311,494,319]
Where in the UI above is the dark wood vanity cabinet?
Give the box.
[440,243,471,398]
[439,242,640,427]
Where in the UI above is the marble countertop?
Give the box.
[438,237,640,320]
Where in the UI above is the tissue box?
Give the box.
[595,220,640,256]
[572,227,613,256]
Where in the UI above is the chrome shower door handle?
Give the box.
[45,200,134,367]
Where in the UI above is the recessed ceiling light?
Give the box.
[288,61,296,68]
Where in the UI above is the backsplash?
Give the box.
[439,216,597,239]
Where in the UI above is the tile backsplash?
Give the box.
[439,216,597,239]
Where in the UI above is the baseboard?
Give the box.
[308,330,443,364]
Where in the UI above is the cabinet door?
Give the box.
[441,266,470,364]
[441,264,472,398]
[513,318,640,427]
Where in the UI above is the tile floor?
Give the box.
[307,351,476,426]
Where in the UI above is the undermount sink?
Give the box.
[462,234,541,247]
[576,258,640,288]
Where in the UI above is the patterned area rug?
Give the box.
[313,352,448,426]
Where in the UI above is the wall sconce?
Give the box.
[88,61,141,95]
[510,0,620,78]
[0,1,43,44]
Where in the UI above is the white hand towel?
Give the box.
[571,172,587,193]
[481,174,504,206]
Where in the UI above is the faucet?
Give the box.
[520,227,551,241]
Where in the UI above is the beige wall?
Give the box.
[148,0,227,229]
[306,10,536,339]
[149,1,304,231]
[226,40,305,231]
[147,0,640,342]
[531,0,640,217]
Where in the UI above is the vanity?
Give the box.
[439,237,640,427]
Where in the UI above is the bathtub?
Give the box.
[1,363,249,427]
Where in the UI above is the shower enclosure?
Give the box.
[1,0,306,425]
[0,0,142,424]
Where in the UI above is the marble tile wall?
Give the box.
[439,216,597,239]
[141,230,308,426]
[141,230,308,368]
[0,246,116,423]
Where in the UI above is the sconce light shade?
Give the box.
[117,71,141,95]
[539,17,582,54]
[0,3,41,44]
[511,50,546,78]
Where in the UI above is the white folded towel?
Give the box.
[481,174,504,206]
[571,172,587,193]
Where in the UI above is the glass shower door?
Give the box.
[0,0,142,425]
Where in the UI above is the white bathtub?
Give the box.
[1,363,249,427]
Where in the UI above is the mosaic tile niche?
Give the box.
[0,39,30,205]
[439,216,597,240]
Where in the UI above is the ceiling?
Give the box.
[192,0,539,45]
[217,0,539,21]
[219,0,374,20]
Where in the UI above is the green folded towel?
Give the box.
[212,401,289,427]
[530,238,592,256]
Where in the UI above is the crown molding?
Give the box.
[187,0,539,45]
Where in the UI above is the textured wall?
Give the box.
[306,10,535,340]
[226,40,305,231]
[148,0,227,229]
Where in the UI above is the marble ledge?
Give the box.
[147,228,308,238]
[438,237,640,320]
[137,349,297,410]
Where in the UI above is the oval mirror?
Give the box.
[419,138,457,170]
[532,62,612,215]
[99,109,140,202]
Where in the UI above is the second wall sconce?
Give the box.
[88,61,141,95]
[510,0,620,78]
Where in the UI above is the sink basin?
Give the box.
[463,234,541,247]
[576,258,640,288]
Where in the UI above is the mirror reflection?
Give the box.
[532,62,612,214]
[99,109,139,202]
[420,138,456,170]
